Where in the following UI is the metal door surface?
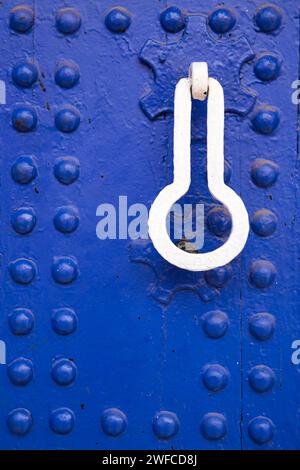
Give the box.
[0,0,299,450]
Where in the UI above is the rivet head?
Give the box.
[56,8,81,35]
[101,408,127,437]
[11,207,37,235]
[254,53,281,81]
[202,364,229,392]
[200,413,227,440]
[50,408,75,434]
[51,358,77,386]
[248,416,275,444]
[11,155,37,184]
[8,308,35,335]
[208,7,236,34]
[251,106,280,135]
[202,310,229,339]
[251,209,277,237]
[249,260,276,288]
[160,7,186,33]
[12,61,38,88]
[55,106,80,133]
[12,106,37,132]
[54,156,79,185]
[152,411,179,440]
[55,60,80,89]
[9,5,34,33]
[255,4,282,33]
[248,365,275,393]
[204,264,232,288]
[7,408,33,435]
[54,206,79,233]
[207,207,231,237]
[105,7,131,33]
[51,308,78,335]
[251,159,279,188]
[52,256,79,284]
[249,312,275,341]
[9,258,36,284]
[7,357,33,385]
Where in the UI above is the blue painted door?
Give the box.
[0,0,299,450]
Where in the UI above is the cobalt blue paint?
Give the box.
[204,265,232,288]
[7,409,33,435]
[200,413,227,440]
[51,358,77,386]
[11,207,37,235]
[208,7,236,34]
[12,62,38,88]
[56,8,81,35]
[52,257,79,284]
[202,364,229,392]
[160,7,186,33]
[248,416,275,444]
[152,411,179,439]
[7,358,34,386]
[202,311,229,339]
[11,156,37,185]
[12,106,37,132]
[207,207,232,237]
[248,365,275,393]
[254,53,281,81]
[224,161,232,183]
[9,5,34,33]
[255,4,282,33]
[54,206,79,233]
[55,106,80,133]
[9,258,36,285]
[101,408,127,437]
[251,106,280,134]
[55,60,80,89]
[51,308,78,335]
[54,156,80,185]
[248,313,275,341]
[105,8,131,33]
[251,159,279,188]
[251,209,277,237]
[8,308,35,335]
[49,408,75,434]
[249,260,276,288]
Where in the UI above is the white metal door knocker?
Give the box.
[148,62,249,272]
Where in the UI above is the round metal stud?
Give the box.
[251,159,279,188]
[52,257,79,284]
[9,258,37,284]
[202,364,229,392]
[251,209,277,237]
[101,408,127,437]
[208,7,236,34]
[204,265,232,288]
[254,53,281,81]
[12,106,37,132]
[7,357,33,386]
[55,105,80,133]
[55,60,80,89]
[50,408,75,434]
[251,105,280,135]
[255,4,282,33]
[248,365,275,393]
[202,311,229,339]
[8,308,35,335]
[249,312,275,341]
[9,5,34,33]
[51,358,77,386]
[152,411,179,440]
[105,7,131,33]
[160,7,186,33]
[249,260,276,288]
[56,8,81,35]
[54,206,79,233]
[54,156,80,185]
[51,308,78,335]
[11,155,37,184]
[11,207,37,235]
[248,416,275,444]
[200,413,227,440]
[207,207,232,237]
[12,61,38,88]
[7,408,33,435]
